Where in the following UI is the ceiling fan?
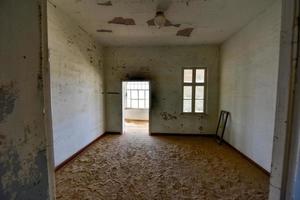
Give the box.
[146,0,181,28]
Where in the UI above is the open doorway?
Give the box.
[122,81,150,134]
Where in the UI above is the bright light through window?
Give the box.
[126,82,149,109]
[183,68,206,113]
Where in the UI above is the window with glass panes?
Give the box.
[182,68,206,113]
[126,82,149,109]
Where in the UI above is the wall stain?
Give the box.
[0,82,18,123]
[0,148,49,199]
[48,0,57,8]
[78,26,88,34]
[0,134,5,146]
[37,66,43,91]
[160,112,177,121]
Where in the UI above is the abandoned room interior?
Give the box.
[1,0,300,199]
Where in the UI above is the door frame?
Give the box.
[121,80,151,135]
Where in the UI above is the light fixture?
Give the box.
[154,11,166,28]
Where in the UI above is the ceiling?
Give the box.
[50,0,276,46]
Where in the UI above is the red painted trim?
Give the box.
[55,133,106,171]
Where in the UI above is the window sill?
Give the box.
[180,112,208,116]
[125,108,149,110]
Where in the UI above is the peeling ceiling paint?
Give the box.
[97,1,112,6]
[108,17,136,25]
[51,0,277,46]
[97,29,113,33]
[176,28,194,37]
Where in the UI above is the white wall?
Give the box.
[0,0,51,198]
[104,46,220,134]
[124,109,149,121]
[48,3,105,166]
[220,0,281,171]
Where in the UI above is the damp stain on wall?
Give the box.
[0,82,18,123]
[0,148,49,200]
[160,112,178,121]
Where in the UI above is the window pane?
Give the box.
[132,100,138,108]
[145,99,149,108]
[139,100,145,108]
[126,92,131,108]
[183,100,192,112]
[195,86,204,99]
[183,86,192,99]
[196,69,205,83]
[195,100,204,113]
[131,90,138,99]
[145,91,149,99]
[139,90,145,99]
[184,69,193,83]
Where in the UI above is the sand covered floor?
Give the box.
[55,133,269,200]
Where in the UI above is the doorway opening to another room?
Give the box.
[122,81,150,134]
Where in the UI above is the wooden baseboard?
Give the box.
[55,133,106,171]
[223,140,270,176]
[105,132,122,135]
[55,131,270,177]
[150,132,215,137]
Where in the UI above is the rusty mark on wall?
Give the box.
[0,82,18,123]
[176,28,194,37]
[109,17,136,25]
[160,112,177,121]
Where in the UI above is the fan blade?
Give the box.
[165,19,181,28]
[147,19,155,26]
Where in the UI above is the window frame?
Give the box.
[125,82,149,110]
[182,67,207,114]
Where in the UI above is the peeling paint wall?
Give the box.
[0,0,51,199]
[219,0,281,172]
[104,46,219,134]
[47,3,105,166]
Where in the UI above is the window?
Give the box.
[182,68,206,113]
[125,82,149,109]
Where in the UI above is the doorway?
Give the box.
[122,81,150,134]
